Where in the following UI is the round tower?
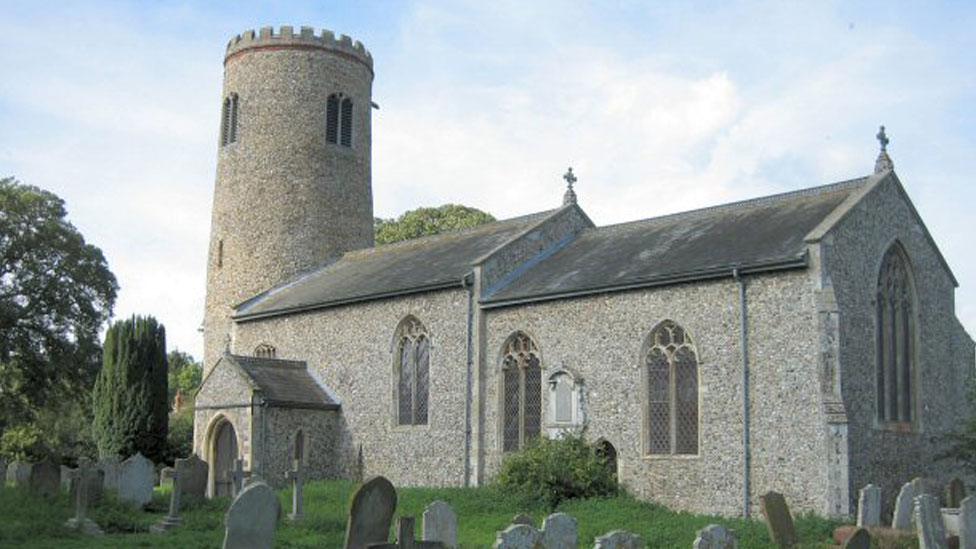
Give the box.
[203,26,375,371]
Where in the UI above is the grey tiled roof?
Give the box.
[235,210,557,319]
[225,354,339,410]
[483,177,868,305]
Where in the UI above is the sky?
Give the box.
[1,1,974,360]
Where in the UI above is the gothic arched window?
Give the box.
[395,316,429,426]
[254,343,276,359]
[501,332,542,452]
[220,93,239,146]
[326,93,353,147]
[643,320,699,456]
[876,242,917,425]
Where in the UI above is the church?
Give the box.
[193,26,975,518]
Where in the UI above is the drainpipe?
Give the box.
[462,273,475,487]
[733,268,751,518]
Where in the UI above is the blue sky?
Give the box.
[1,1,974,359]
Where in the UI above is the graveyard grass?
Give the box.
[2,480,867,548]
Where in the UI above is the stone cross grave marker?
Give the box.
[494,523,542,548]
[541,512,578,548]
[286,459,305,522]
[694,524,738,549]
[948,478,968,508]
[98,456,121,493]
[29,458,61,499]
[175,454,208,501]
[64,458,103,536]
[760,491,798,548]
[960,496,976,549]
[118,452,154,507]
[228,458,251,498]
[422,500,457,548]
[151,469,183,534]
[915,493,949,549]
[856,484,881,527]
[344,475,398,549]
[593,530,645,549]
[842,527,871,549]
[6,461,31,488]
[893,481,918,530]
[366,516,445,548]
[222,480,280,549]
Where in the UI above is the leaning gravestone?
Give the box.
[422,500,458,548]
[915,493,948,549]
[344,476,398,549]
[98,456,121,493]
[28,459,61,498]
[593,530,645,549]
[760,491,798,548]
[893,481,918,530]
[960,496,976,549]
[694,524,737,549]
[222,480,279,549]
[6,461,31,488]
[176,454,208,501]
[494,524,542,548]
[118,453,154,507]
[842,527,870,549]
[856,484,881,527]
[948,478,967,508]
[541,513,578,548]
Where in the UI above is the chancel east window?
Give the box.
[876,242,917,426]
[395,316,429,426]
[326,93,353,147]
[254,343,276,359]
[502,332,542,452]
[643,320,699,456]
[220,93,239,146]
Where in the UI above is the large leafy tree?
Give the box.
[166,349,202,406]
[0,177,117,432]
[92,315,168,462]
[374,204,495,245]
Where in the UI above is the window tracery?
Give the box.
[643,320,698,455]
[876,242,916,426]
[254,343,276,359]
[502,332,542,452]
[395,316,429,426]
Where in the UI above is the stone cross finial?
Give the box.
[286,459,305,522]
[877,125,889,152]
[874,125,894,174]
[562,167,578,206]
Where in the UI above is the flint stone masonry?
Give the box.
[344,476,397,549]
[118,453,154,507]
[493,524,541,548]
[222,480,279,549]
[541,513,578,548]
[422,501,458,548]
[894,481,917,530]
[960,496,976,549]
[28,459,60,498]
[693,524,738,549]
[856,484,881,527]
[915,494,949,549]
[593,530,645,549]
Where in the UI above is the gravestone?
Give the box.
[842,527,870,549]
[64,459,103,536]
[0,460,5,483]
[960,496,976,549]
[913,477,942,500]
[893,481,918,530]
[511,514,534,526]
[70,467,105,506]
[61,465,73,492]
[541,512,577,548]
[151,469,183,534]
[915,493,948,549]
[228,458,251,498]
[98,457,121,493]
[948,478,967,508]
[494,524,542,548]
[367,516,445,548]
[175,454,208,501]
[856,484,881,527]
[159,467,176,488]
[28,459,61,498]
[693,524,738,549]
[222,480,279,549]
[344,476,398,549]
[593,530,644,549]
[760,491,797,548]
[422,500,457,548]
[118,453,154,507]
[6,461,30,487]
[286,459,305,522]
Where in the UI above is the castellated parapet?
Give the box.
[203,25,375,372]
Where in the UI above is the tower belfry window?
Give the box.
[220,93,239,146]
[326,93,353,148]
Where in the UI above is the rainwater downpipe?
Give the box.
[462,273,475,487]
[734,268,752,518]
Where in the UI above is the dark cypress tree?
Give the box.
[92,315,169,462]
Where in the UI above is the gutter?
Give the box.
[462,272,475,487]
[733,268,752,518]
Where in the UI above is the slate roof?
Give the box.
[483,177,868,306]
[235,209,556,320]
[224,354,339,410]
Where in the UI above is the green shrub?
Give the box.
[164,408,194,463]
[496,434,618,510]
[0,423,48,461]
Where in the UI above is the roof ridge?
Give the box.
[231,354,306,368]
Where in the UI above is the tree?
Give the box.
[92,315,169,462]
[374,204,495,245]
[167,349,202,406]
[0,177,117,433]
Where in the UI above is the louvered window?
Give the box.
[340,97,353,147]
[326,94,353,148]
[221,93,239,146]
[396,316,429,426]
[501,332,542,452]
[644,320,698,455]
[876,242,916,426]
[326,94,339,144]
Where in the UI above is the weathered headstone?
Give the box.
[70,467,105,506]
[760,491,797,548]
[913,477,942,500]
[960,496,976,549]
[948,478,967,508]
[511,514,534,526]
[842,527,870,549]
[151,469,183,534]
[693,524,737,549]
[344,476,398,549]
[593,530,644,549]
[367,516,445,548]
[64,459,103,536]
[6,461,31,488]
[159,466,176,487]
[28,459,61,498]
[494,524,542,548]
[175,454,208,501]
[222,480,279,549]
[422,500,457,548]
[286,459,305,522]
[118,452,154,507]
[915,493,949,549]
[541,512,577,548]
[98,456,121,493]
[856,484,881,527]
[893,481,918,530]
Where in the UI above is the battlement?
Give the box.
[225,26,372,69]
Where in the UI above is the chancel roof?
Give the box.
[224,354,339,410]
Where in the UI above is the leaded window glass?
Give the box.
[501,332,541,452]
[395,316,429,426]
[876,243,916,425]
[644,320,699,455]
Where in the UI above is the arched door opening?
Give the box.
[595,439,618,481]
[212,419,238,498]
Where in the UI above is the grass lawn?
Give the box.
[1,480,857,548]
